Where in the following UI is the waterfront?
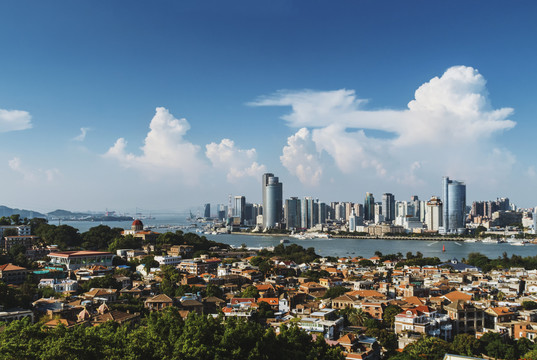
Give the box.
[202,233,537,261]
[60,217,537,262]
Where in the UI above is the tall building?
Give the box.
[426,196,443,231]
[301,197,318,229]
[318,202,328,225]
[382,193,395,222]
[262,173,283,229]
[364,193,375,221]
[442,176,466,234]
[348,208,357,232]
[285,197,301,230]
[334,203,345,221]
[234,196,246,224]
[411,195,420,218]
[203,203,211,218]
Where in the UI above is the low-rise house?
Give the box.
[38,278,78,293]
[48,251,115,271]
[394,305,452,340]
[1,235,39,252]
[514,321,537,340]
[0,308,34,323]
[445,300,485,335]
[83,288,118,303]
[337,333,381,360]
[0,263,28,285]
[145,294,174,311]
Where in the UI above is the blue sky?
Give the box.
[0,1,535,213]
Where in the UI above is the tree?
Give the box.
[402,336,451,360]
[82,225,123,250]
[522,301,537,310]
[241,285,259,299]
[347,308,370,326]
[451,333,479,357]
[323,286,350,299]
[382,305,402,329]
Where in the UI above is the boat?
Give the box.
[280,239,290,244]
[442,244,445,252]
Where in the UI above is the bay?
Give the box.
[61,215,537,262]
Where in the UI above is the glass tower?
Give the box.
[442,176,466,233]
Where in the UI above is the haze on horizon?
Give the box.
[0,1,535,213]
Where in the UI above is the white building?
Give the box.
[48,251,115,270]
[154,255,182,267]
[426,196,443,231]
[38,278,78,293]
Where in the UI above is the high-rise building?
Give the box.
[426,196,443,231]
[364,193,375,221]
[411,195,420,218]
[234,196,246,224]
[301,197,319,229]
[334,203,345,221]
[203,203,211,218]
[318,202,328,225]
[285,197,301,230]
[382,193,395,222]
[442,176,466,234]
[262,173,283,229]
[349,208,357,232]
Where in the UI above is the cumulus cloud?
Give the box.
[9,157,59,182]
[104,107,205,180]
[205,138,266,182]
[252,66,516,188]
[0,108,32,132]
[281,128,323,186]
[73,127,90,141]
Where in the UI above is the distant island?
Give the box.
[47,209,133,222]
[0,205,46,219]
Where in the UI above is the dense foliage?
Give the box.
[258,244,319,264]
[0,309,344,360]
[464,251,537,272]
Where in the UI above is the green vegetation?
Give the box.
[258,243,319,264]
[0,309,344,360]
[464,251,537,272]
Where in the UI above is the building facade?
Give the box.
[442,176,466,234]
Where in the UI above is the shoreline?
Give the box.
[230,231,476,241]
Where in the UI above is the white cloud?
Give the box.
[9,157,59,182]
[104,107,205,181]
[0,108,32,132]
[281,128,322,186]
[205,138,266,182]
[73,127,90,141]
[252,66,516,190]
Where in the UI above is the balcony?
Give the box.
[441,324,452,331]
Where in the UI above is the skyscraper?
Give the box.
[442,176,466,234]
[382,193,395,222]
[285,197,301,230]
[301,197,318,229]
[364,192,375,221]
[203,203,211,218]
[426,196,443,231]
[234,196,246,224]
[262,173,283,229]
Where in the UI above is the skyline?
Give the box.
[0,1,536,212]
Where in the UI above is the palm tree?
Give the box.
[347,308,370,326]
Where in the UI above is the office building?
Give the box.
[425,196,443,231]
[382,193,395,222]
[301,197,319,229]
[349,208,357,232]
[234,196,246,224]
[285,197,301,230]
[364,193,375,221]
[203,203,211,218]
[262,173,283,229]
[442,176,466,234]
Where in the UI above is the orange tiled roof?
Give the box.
[0,263,27,272]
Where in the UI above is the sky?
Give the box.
[0,1,536,214]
